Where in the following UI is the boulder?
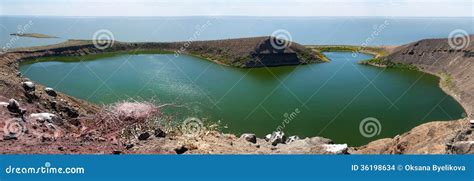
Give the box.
[3,135,18,141]
[269,131,286,146]
[240,133,257,144]
[50,100,57,110]
[174,145,189,154]
[29,113,58,123]
[470,120,474,129]
[58,104,79,118]
[448,141,474,154]
[154,128,166,138]
[7,99,20,113]
[44,87,57,97]
[124,143,134,149]
[322,144,348,154]
[286,135,300,144]
[264,134,272,142]
[22,81,35,92]
[138,132,151,141]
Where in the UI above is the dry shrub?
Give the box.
[91,101,162,137]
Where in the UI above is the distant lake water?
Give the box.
[19,52,466,146]
[1,16,473,49]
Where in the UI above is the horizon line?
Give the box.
[1,15,473,18]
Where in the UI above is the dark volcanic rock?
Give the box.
[240,133,257,144]
[138,132,151,141]
[44,87,57,97]
[268,131,286,146]
[58,104,79,118]
[174,146,189,154]
[3,135,18,141]
[22,81,35,92]
[154,128,166,138]
[7,99,20,113]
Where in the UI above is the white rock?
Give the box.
[269,131,286,146]
[29,113,57,123]
[7,99,20,111]
[22,81,35,91]
[470,120,474,124]
[44,87,57,97]
[0,102,8,107]
[23,81,34,87]
[323,144,348,154]
[240,133,257,143]
[286,135,300,144]
[264,134,272,142]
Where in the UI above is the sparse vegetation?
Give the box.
[88,101,162,140]
[439,72,455,89]
[83,100,224,144]
[358,58,419,70]
[22,49,175,65]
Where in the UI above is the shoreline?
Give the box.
[1,37,472,154]
[309,44,470,117]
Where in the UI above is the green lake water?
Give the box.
[19,52,466,146]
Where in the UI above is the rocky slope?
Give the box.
[11,37,323,67]
[174,36,324,67]
[383,35,473,115]
[354,35,474,154]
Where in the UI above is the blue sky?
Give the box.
[0,0,472,17]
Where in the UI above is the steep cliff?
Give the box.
[383,35,474,115]
[354,35,474,154]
